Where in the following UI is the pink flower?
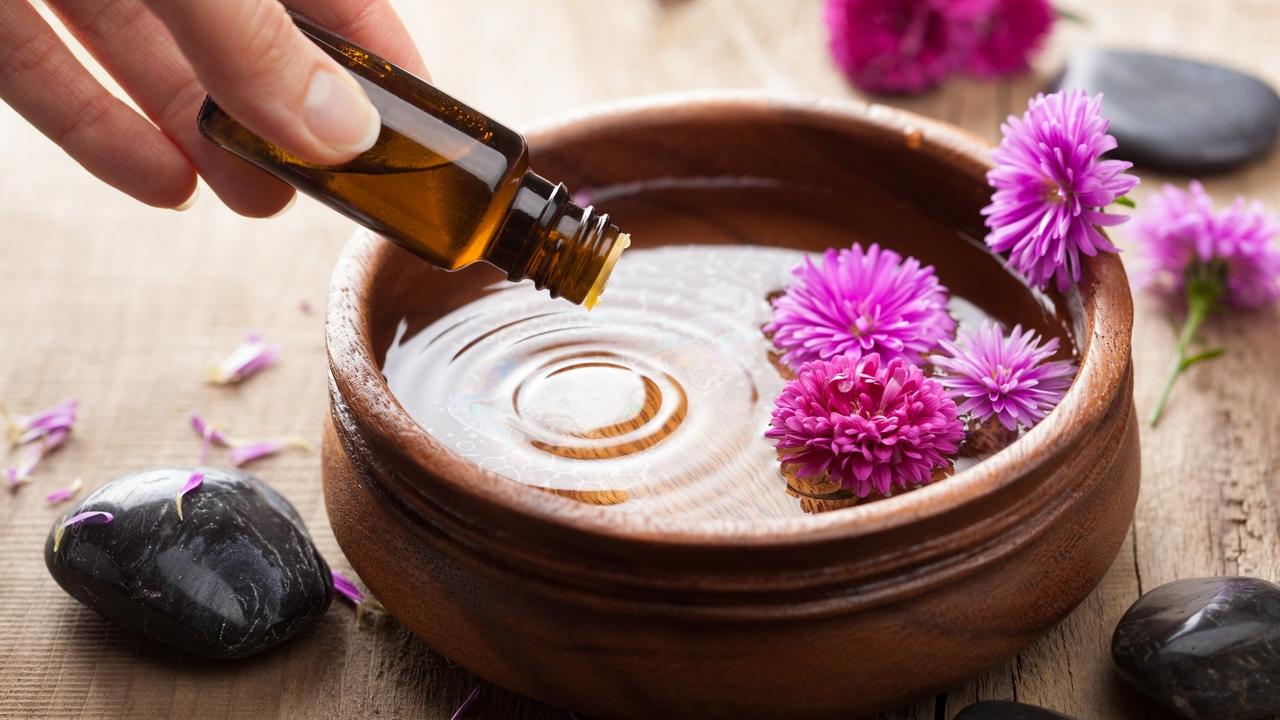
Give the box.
[824,0,988,94]
[1135,181,1280,310]
[766,353,963,498]
[983,90,1139,291]
[932,321,1075,431]
[1135,181,1280,425]
[765,244,955,369]
[964,0,1055,77]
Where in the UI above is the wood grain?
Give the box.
[1,1,1278,718]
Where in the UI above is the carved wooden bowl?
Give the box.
[322,93,1140,719]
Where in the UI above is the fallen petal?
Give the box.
[175,471,205,520]
[331,570,365,605]
[228,436,312,467]
[45,477,84,505]
[189,411,231,463]
[7,427,70,486]
[53,510,113,552]
[5,398,77,447]
[451,685,482,720]
[207,333,280,385]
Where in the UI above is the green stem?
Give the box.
[1148,283,1216,426]
[1055,6,1088,25]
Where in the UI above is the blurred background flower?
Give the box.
[825,0,1056,94]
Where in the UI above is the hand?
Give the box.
[0,0,426,217]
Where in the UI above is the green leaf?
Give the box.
[1113,195,1136,209]
[1179,347,1226,372]
[1055,6,1089,25]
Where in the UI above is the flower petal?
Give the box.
[53,510,113,552]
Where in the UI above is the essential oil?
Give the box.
[197,12,627,307]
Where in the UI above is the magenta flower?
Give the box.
[208,332,279,385]
[1134,181,1280,425]
[1136,181,1280,310]
[766,353,963,498]
[765,243,955,368]
[983,89,1139,291]
[824,0,988,94]
[932,321,1075,431]
[964,0,1055,78]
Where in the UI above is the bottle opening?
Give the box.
[584,233,631,310]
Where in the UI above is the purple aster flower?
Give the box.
[932,321,1075,431]
[765,353,964,498]
[964,0,1055,78]
[824,0,988,94]
[1134,181,1280,425]
[765,243,955,369]
[1136,181,1280,310]
[983,89,1140,291]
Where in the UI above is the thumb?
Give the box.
[144,0,380,165]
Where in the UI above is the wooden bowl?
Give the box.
[323,93,1140,719]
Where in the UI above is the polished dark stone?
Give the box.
[954,700,1078,719]
[46,467,332,659]
[1054,49,1280,173]
[1113,576,1280,720]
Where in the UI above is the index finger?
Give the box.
[285,0,427,77]
[143,0,383,166]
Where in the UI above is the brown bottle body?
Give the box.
[198,14,625,305]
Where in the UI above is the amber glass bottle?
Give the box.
[197,12,627,307]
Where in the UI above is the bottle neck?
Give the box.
[486,171,629,308]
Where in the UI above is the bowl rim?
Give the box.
[326,89,1134,548]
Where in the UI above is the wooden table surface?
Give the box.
[3,1,1280,718]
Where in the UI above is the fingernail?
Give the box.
[268,193,298,219]
[304,69,381,157]
[174,184,200,211]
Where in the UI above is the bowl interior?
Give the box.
[352,95,1097,534]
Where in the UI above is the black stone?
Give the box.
[1054,49,1280,173]
[45,467,332,659]
[1112,576,1280,720]
[954,701,1079,719]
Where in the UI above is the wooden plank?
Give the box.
[3,0,1280,717]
